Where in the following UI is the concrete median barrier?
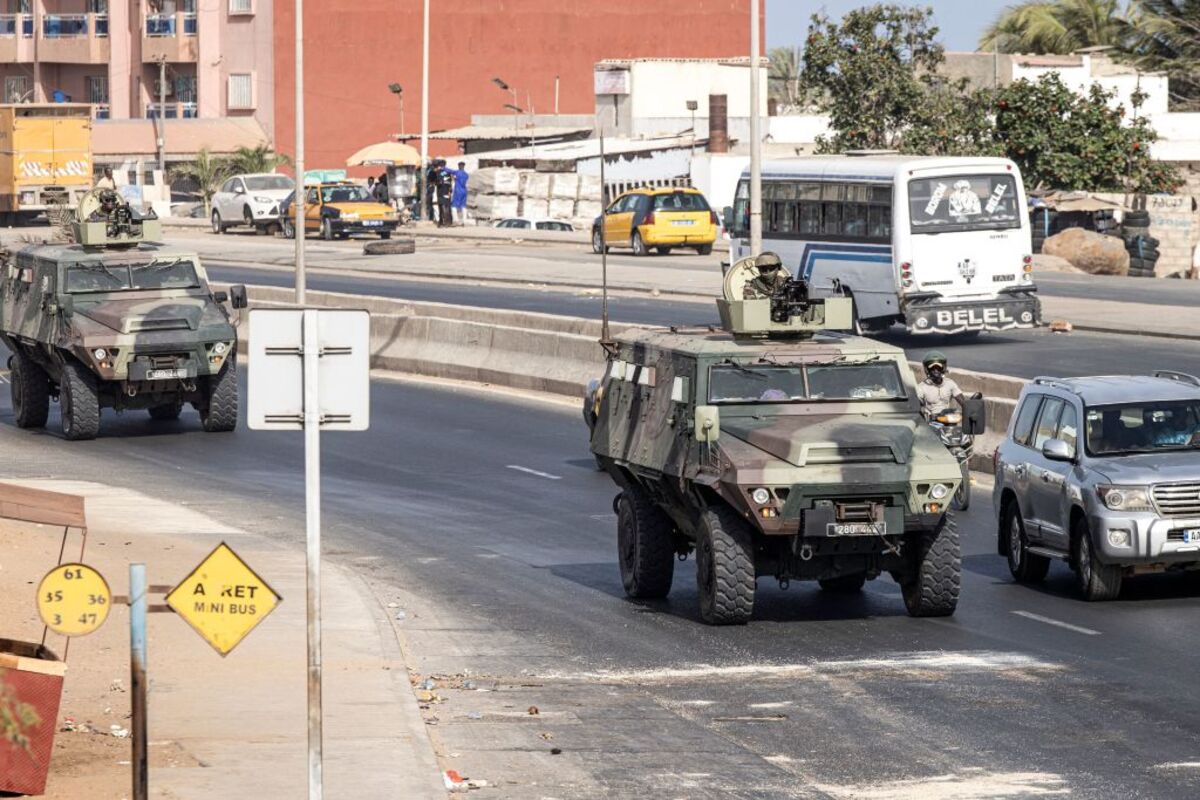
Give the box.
[230,284,1025,471]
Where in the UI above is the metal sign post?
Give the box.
[248,308,371,800]
[129,563,148,800]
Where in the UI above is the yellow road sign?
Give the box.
[37,563,111,636]
[166,543,281,656]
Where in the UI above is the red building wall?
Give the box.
[273,0,753,170]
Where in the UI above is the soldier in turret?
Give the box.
[742,251,791,299]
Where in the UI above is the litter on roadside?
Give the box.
[1048,320,1074,333]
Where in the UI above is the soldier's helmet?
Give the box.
[755,251,783,272]
[922,350,949,371]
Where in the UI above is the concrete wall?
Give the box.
[273,0,754,171]
[690,153,749,212]
[768,114,831,145]
[1012,59,1170,117]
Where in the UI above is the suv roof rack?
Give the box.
[1153,370,1200,388]
[1031,376,1081,394]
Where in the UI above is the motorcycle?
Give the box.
[927,403,977,511]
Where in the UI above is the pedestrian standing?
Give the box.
[366,175,376,196]
[425,160,440,223]
[450,161,469,226]
[435,160,454,228]
[374,173,390,205]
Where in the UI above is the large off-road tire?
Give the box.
[631,230,649,257]
[148,400,183,421]
[10,351,50,429]
[200,360,238,433]
[819,573,866,593]
[952,459,971,511]
[616,487,675,599]
[696,505,756,625]
[1074,518,1122,601]
[1004,501,1050,583]
[900,514,960,617]
[59,359,100,441]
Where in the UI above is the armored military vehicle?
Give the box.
[1,188,247,440]
[585,255,984,624]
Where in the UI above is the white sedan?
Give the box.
[493,217,575,232]
[211,173,295,234]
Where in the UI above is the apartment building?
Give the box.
[0,0,273,135]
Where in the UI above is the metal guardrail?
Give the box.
[145,14,174,36]
[42,14,89,38]
[146,102,198,120]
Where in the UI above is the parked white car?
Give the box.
[211,173,295,234]
[493,217,575,232]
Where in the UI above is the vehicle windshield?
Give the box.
[1085,401,1200,455]
[321,185,372,203]
[653,192,708,211]
[708,362,906,404]
[908,174,1021,233]
[65,259,201,293]
[244,175,293,191]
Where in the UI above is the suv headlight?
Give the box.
[254,196,272,203]
[1097,485,1154,512]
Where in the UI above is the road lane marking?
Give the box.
[1012,610,1100,636]
[1153,762,1200,770]
[506,464,562,480]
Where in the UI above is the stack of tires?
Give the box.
[1030,207,1057,254]
[1121,210,1158,278]
[1093,209,1120,236]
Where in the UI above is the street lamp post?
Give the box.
[388,82,404,138]
[493,77,519,134]
[749,0,763,255]
[686,99,698,156]
[419,0,429,223]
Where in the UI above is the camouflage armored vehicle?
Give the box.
[1,189,247,440]
[585,255,984,624]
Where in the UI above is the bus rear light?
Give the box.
[1022,256,1033,273]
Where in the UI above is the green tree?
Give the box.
[993,73,1180,192]
[1126,0,1200,110]
[170,147,229,217]
[980,0,1133,54]
[225,144,292,175]
[768,46,803,109]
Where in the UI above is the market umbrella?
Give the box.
[345,141,422,167]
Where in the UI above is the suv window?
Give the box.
[1032,397,1065,450]
[220,178,236,193]
[1058,404,1079,458]
[1012,394,1043,446]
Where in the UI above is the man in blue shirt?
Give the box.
[450,161,469,226]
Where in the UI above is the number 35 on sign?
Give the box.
[36,563,112,636]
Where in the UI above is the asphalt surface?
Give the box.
[4,373,1200,798]
[207,263,1200,380]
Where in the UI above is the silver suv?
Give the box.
[994,371,1200,600]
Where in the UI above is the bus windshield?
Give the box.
[908,174,1021,233]
[708,362,906,404]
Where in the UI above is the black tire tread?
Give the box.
[617,487,675,599]
[11,350,50,428]
[1075,519,1122,601]
[200,360,238,432]
[901,514,960,617]
[698,505,755,625]
[1005,502,1050,583]
[60,359,100,441]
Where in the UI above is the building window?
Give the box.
[175,75,196,103]
[228,0,252,14]
[227,73,253,109]
[86,75,108,103]
[4,76,29,104]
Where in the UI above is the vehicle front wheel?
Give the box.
[200,360,238,433]
[1074,518,1122,601]
[696,505,756,625]
[11,351,50,429]
[211,210,225,234]
[900,514,960,617]
[59,359,100,441]
[819,573,866,593]
[148,401,183,421]
[631,231,649,257]
[1005,502,1049,583]
[281,219,296,239]
[616,486,675,599]
[591,228,609,254]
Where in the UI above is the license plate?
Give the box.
[362,220,382,226]
[146,368,187,380]
[827,522,885,536]
[671,220,694,226]
[1184,529,1200,544]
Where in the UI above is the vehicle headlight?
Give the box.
[750,487,771,505]
[929,483,950,500]
[213,342,228,355]
[935,412,962,425]
[1097,485,1154,512]
[93,347,107,360]
[1107,529,1131,548]
[254,196,272,203]
[341,212,359,220]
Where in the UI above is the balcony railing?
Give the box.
[146,13,197,37]
[42,14,89,38]
[147,101,198,119]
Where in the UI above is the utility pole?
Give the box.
[156,57,167,176]
[419,0,429,222]
[749,0,763,255]
[295,0,306,305]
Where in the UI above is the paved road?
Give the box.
[4,375,1199,798]
[208,262,1200,380]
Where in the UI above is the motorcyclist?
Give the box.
[917,351,964,419]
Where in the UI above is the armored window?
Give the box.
[1012,395,1042,447]
[1032,397,1065,451]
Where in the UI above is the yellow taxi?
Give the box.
[280,182,399,240]
[591,186,718,256]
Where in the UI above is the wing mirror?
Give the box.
[962,396,987,436]
[229,284,248,310]
[234,185,245,194]
[1042,438,1074,462]
[695,405,720,443]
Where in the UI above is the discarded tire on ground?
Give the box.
[363,238,416,256]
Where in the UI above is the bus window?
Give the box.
[843,202,868,237]
[868,205,891,238]
[732,179,749,235]
[909,174,1020,232]
[822,201,841,235]
[798,202,821,234]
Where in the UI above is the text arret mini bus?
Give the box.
[728,156,1042,336]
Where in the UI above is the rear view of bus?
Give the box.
[896,161,1040,335]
